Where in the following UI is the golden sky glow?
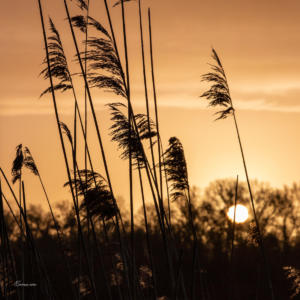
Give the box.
[1,0,300,208]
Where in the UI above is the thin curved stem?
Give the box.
[231,110,274,300]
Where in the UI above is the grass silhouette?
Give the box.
[0,1,299,299]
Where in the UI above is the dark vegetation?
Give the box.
[1,180,300,299]
[0,0,299,299]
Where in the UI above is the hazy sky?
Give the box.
[1,0,300,210]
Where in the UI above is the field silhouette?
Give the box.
[0,0,299,299]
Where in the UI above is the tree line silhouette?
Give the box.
[1,178,300,299]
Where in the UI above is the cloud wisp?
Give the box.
[1,82,300,116]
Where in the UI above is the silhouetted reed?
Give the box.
[162,137,198,299]
[201,48,275,300]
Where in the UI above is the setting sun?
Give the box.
[227,204,248,223]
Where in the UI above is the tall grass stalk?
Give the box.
[117,0,135,297]
[25,147,78,299]
[0,176,43,298]
[37,1,98,298]
[21,181,35,299]
[162,137,197,299]
[233,112,274,299]
[84,0,91,257]
[174,249,184,300]
[201,48,275,300]
[148,8,163,202]
[138,0,158,190]
[137,161,158,300]
[2,192,22,233]
[160,139,172,225]
[10,145,25,300]
[20,180,54,298]
[64,140,113,299]
[0,179,17,298]
[72,109,81,300]
[186,187,198,300]
[228,175,238,300]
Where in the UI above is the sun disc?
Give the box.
[227,204,248,223]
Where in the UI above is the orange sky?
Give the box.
[1,0,300,210]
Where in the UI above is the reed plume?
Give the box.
[200,49,233,121]
[11,144,23,184]
[39,18,72,97]
[64,169,117,221]
[162,137,189,202]
[72,0,88,10]
[71,15,126,97]
[108,102,157,166]
[59,121,74,147]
